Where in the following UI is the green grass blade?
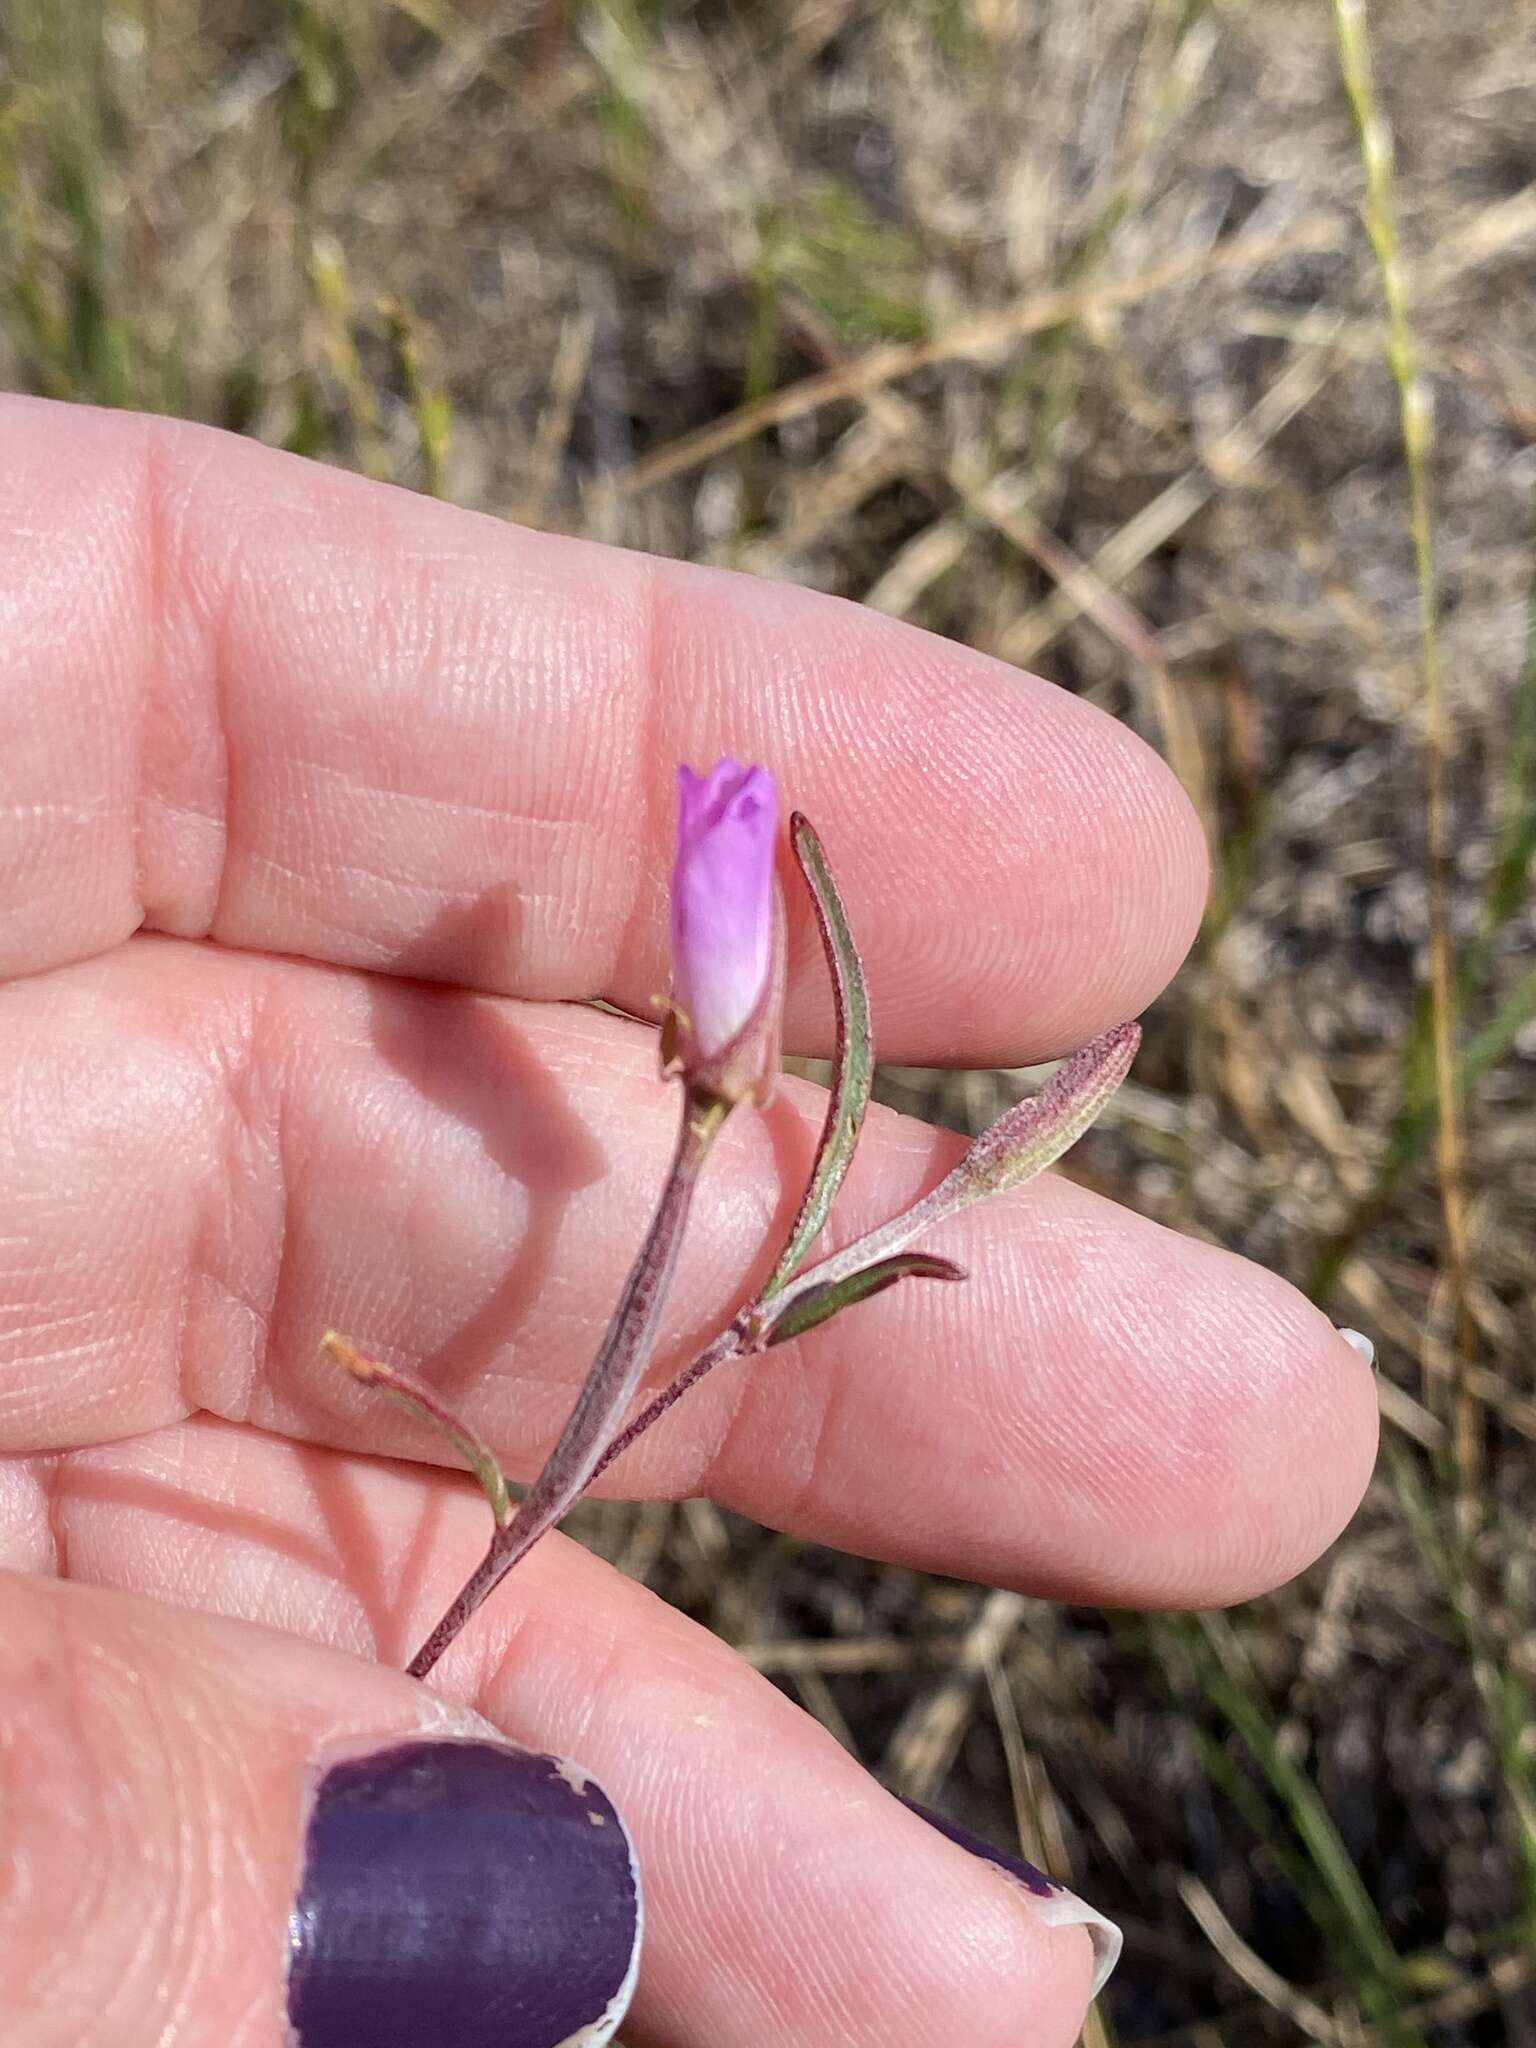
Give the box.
[1469,492,1536,982]
[1388,1442,1536,1921]
[1309,960,1536,1300]
[1185,1614,1425,2042]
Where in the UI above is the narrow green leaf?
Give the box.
[1473,499,1536,970]
[763,1251,964,1348]
[762,811,875,1295]
[759,1020,1139,1336]
[929,1021,1140,1208]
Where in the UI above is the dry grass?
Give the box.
[4,2,1535,2040]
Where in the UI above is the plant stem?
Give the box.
[407,1085,728,1680]
[596,1023,1135,1483]
[594,1324,747,1480]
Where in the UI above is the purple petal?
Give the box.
[671,759,778,1056]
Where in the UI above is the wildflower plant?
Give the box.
[321,758,1140,2029]
[327,757,1138,1675]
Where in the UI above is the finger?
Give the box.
[0,937,1376,1604]
[0,394,1204,1063]
[0,1570,646,2048]
[2,1480,1100,2048]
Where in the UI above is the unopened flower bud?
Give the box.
[666,758,782,1103]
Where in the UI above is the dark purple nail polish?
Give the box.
[287,1738,642,2048]
[900,1796,1056,1892]
[901,1796,1123,1996]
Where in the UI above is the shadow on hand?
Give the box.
[365,897,609,1404]
[53,1422,464,1668]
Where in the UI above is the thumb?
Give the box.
[1,1571,640,2048]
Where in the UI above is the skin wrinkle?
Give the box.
[184,978,291,1427]
[55,1605,174,2038]
[0,1596,66,2015]
[155,1650,213,2048]
[589,1668,858,2045]
[168,1138,207,1442]
[255,460,628,995]
[655,1722,1011,2048]
[302,759,592,834]
[199,459,247,951]
[775,1329,864,1541]
[204,451,359,957]
[478,1590,635,1787]
[41,1456,69,1582]
[131,415,166,925]
[220,859,402,961]
[1,1582,266,2046]
[0,1459,53,1574]
[673,1320,779,1510]
[139,414,234,940]
[969,1225,1248,1591]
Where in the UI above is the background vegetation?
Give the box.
[3,2,1533,2040]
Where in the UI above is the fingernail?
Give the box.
[1337,1327,1377,1369]
[287,1738,642,2048]
[902,1797,1123,1998]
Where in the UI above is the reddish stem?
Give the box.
[408,1087,726,1680]
[593,1323,747,1480]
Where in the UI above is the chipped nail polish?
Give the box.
[902,1796,1123,1998]
[287,1738,641,2048]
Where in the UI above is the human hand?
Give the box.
[0,397,1378,2047]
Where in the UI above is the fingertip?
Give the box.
[1274,1310,1382,1574]
[1103,1237,1382,1608]
[901,1793,1118,1998]
[987,658,1210,1053]
[891,1796,1101,2047]
[1211,1274,1381,1602]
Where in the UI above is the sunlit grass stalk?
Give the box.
[1305,512,1536,1299]
[384,296,453,497]
[1308,962,1536,1302]
[308,234,392,481]
[1331,0,1475,1499]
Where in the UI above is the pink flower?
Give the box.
[668,759,781,1100]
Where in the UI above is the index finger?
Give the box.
[2,396,1205,1062]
